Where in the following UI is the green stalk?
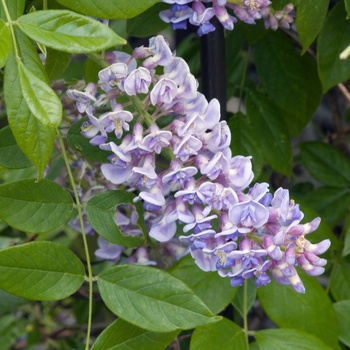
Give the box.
[242,280,250,347]
[1,0,21,61]
[56,129,93,350]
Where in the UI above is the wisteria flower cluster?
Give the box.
[67,35,329,293]
[159,0,294,36]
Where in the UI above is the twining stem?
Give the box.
[242,279,250,347]
[56,129,93,350]
[1,0,21,61]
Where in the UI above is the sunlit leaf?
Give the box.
[0,19,12,68]
[18,60,62,127]
[4,30,56,178]
[0,0,25,21]
[17,10,126,53]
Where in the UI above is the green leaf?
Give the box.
[333,300,350,347]
[0,315,17,350]
[126,3,168,37]
[191,318,247,350]
[91,318,179,350]
[232,278,256,318]
[299,142,350,187]
[86,191,146,247]
[84,57,101,83]
[0,19,12,68]
[54,0,160,19]
[317,2,350,91]
[255,329,333,350]
[45,48,71,81]
[255,31,322,132]
[67,119,109,163]
[0,126,32,169]
[302,186,350,228]
[0,0,25,21]
[246,90,292,175]
[0,289,28,316]
[296,0,329,54]
[169,254,237,315]
[257,273,339,349]
[346,0,350,18]
[0,241,85,300]
[97,265,221,333]
[330,263,350,301]
[18,60,62,127]
[0,179,74,233]
[4,30,56,178]
[228,112,264,180]
[17,10,126,53]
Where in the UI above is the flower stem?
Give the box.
[56,128,93,350]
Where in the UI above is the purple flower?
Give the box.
[142,125,172,154]
[98,63,128,91]
[95,237,124,261]
[124,67,152,96]
[67,83,97,113]
[135,35,174,69]
[104,109,133,139]
[190,1,216,36]
[150,78,178,105]
[162,159,198,192]
[226,155,254,190]
[172,134,202,161]
[149,202,178,241]
[229,200,269,228]
[159,4,193,30]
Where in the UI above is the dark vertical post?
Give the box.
[200,17,227,120]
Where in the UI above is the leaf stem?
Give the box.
[56,128,93,350]
[1,0,21,61]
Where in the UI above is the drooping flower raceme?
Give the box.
[67,35,329,293]
[159,0,295,36]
